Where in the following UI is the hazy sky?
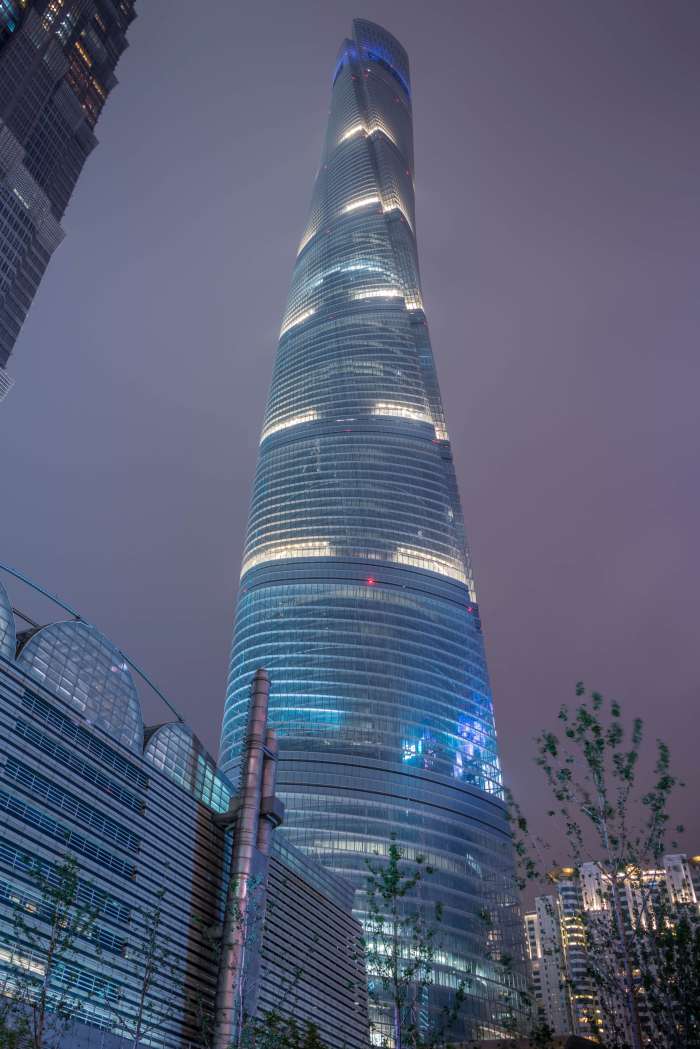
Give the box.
[2,1,698,855]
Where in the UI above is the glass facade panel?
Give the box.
[144,721,233,814]
[0,579,15,660]
[18,621,143,753]
[221,19,525,1040]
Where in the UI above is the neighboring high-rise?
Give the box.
[221,19,524,1039]
[524,898,573,1036]
[0,0,135,399]
[529,860,700,1043]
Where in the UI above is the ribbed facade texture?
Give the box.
[0,0,135,398]
[0,576,368,1049]
[261,837,368,1046]
[221,19,524,1040]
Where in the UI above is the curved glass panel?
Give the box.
[221,19,524,1040]
[0,580,15,662]
[144,722,232,814]
[18,621,143,753]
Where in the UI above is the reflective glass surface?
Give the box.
[221,19,524,1039]
[144,722,232,814]
[18,621,143,753]
[0,580,15,661]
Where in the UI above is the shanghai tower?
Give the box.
[221,19,523,1039]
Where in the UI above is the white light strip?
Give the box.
[260,409,319,442]
[279,307,315,338]
[393,546,468,585]
[338,123,398,148]
[297,224,318,256]
[372,402,431,423]
[352,288,403,301]
[339,124,365,143]
[342,195,380,214]
[241,540,334,577]
[240,539,470,589]
[368,123,398,147]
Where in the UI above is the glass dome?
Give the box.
[144,722,232,813]
[17,620,143,753]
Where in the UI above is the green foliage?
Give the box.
[477,907,549,1045]
[240,1012,330,1049]
[102,884,180,1047]
[636,903,700,1048]
[362,834,465,1049]
[195,872,326,1049]
[508,683,699,1049]
[0,975,29,1049]
[3,853,103,1049]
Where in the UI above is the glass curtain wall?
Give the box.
[220,20,524,1040]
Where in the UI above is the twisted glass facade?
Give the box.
[221,19,524,1039]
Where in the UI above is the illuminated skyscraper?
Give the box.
[221,19,524,1038]
[0,1,136,399]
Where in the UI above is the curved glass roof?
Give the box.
[17,620,143,753]
[144,722,232,813]
[0,579,15,661]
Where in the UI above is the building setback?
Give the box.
[0,1,135,399]
[220,18,525,1041]
[0,572,368,1048]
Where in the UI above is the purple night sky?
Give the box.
[1,1,698,859]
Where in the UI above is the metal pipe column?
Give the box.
[213,668,270,1049]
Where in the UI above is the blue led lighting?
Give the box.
[365,48,411,97]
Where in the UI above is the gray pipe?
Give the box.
[256,728,278,856]
[213,668,270,1049]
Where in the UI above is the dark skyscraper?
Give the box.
[0,0,135,399]
[221,19,524,1039]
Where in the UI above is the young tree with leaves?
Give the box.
[6,853,102,1049]
[100,885,181,1048]
[0,967,30,1048]
[508,683,699,1049]
[362,834,466,1049]
[476,907,554,1048]
[195,872,328,1049]
[195,872,268,1049]
[240,1012,332,1049]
